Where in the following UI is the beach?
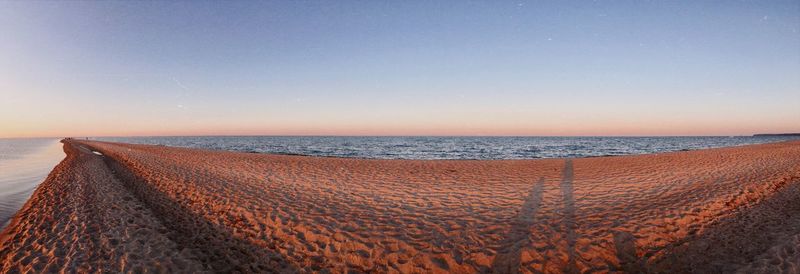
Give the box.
[1,139,799,273]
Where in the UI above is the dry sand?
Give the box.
[1,139,799,273]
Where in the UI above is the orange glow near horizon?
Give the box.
[3,113,798,138]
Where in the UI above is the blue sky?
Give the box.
[1,1,798,137]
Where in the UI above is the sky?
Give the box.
[1,1,798,138]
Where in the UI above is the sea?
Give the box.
[0,138,65,227]
[97,136,799,160]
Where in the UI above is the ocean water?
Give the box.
[0,138,65,227]
[95,136,800,160]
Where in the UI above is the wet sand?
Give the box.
[1,139,799,273]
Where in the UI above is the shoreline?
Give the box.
[92,136,800,161]
[0,139,66,230]
[92,137,800,161]
[1,139,799,272]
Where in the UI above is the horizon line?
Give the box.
[5,133,798,139]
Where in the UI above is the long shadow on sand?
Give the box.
[560,159,579,273]
[489,177,545,273]
[88,143,298,273]
[489,159,580,273]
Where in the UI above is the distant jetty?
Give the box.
[753,133,800,137]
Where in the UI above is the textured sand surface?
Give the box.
[0,141,204,273]
[1,140,799,273]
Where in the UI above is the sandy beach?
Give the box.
[1,139,799,273]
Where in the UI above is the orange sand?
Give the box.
[1,139,799,273]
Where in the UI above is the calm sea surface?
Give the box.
[96,136,799,160]
[0,138,64,227]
